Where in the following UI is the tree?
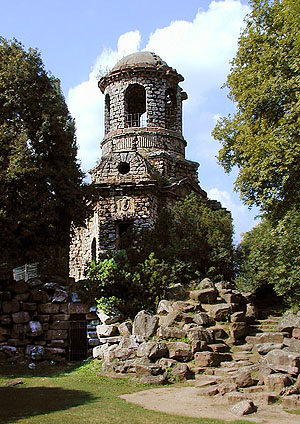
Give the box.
[212,0,300,219]
[0,38,85,276]
[235,209,300,306]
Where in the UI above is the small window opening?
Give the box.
[105,94,111,133]
[118,162,130,175]
[165,88,177,130]
[91,237,96,262]
[125,84,146,128]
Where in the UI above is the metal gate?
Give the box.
[68,314,87,361]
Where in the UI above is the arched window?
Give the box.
[105,94,111,133]
[124,84,146,127]
[165,88,177,130]
[91,237,96,262]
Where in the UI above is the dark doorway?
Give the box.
[116,221,134,249]
[68,314,87,361]
[124,84,146,127]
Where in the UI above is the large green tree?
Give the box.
[0,38,85,276]
[212,0,300,219]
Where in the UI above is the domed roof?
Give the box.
[112,51,168,71]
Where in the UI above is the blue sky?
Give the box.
[0,0,259,242]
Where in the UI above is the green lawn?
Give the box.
[0,360,258,424]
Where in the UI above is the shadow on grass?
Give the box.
[0,360,85,379]
[0,386,95,423]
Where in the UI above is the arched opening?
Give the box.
[125,84,146,127]
[105,94,111,133]
[165,88,177,130]
[91,237,96,262]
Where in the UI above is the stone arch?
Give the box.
[124,83,146,127]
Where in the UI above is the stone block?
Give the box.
[194,351,231,367]
[3,299,20,314]
[96,307,122,325]
[264,373,293,392]
[38,303,60,314]
[157,326,186,339]
[278,313,300,333]
[9,281,28,294]
[172,301,197,313]
[30,289,43,302]
[187,327,214,344]
[96,324,119,338]
[229,322,249,339]
[139,371,168,385]
[28,321,43,337]
[118,321,132,336]
[282,395,300,409]
[0,315,11,325]
[254,342,284,355]
[137,341,168,359]
[190,288,218,304]
[170,363,194,381]
[167,342,192,362]
[45,330,68,340]
[119,335,145,349]
[209,304,231,321]
[12,311,30,324]
[49,320,69,330]
[157,299,173,314]
[22,303,37,312]
[69,303,90,314]
[229,400,257,416]
[193,312,211,326]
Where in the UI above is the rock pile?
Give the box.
[92,279,258,384]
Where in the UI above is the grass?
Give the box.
[0,359,260,424]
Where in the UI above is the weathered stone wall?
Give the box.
[69,190,159,281]
[0,277,95,365]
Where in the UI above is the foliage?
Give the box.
[132,193,234,283]
[76,251,172,317]
[0,38,86,276]
[212,0,300,219]
[235,207,300,306]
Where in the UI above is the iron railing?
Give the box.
[125,113,147,128]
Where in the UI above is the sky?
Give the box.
[0,0,260,243]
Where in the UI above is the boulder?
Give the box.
[190,288,218,304]
[2,300,20,314]
[172,301,197,313]
[157,299,174,314]
[231,312,246,323]
[209,304,230,321]
[264,373,293,392]
[119,335,145,349]
[159,358,178,368]
[52,289,68,303]
[191,340,210,354]
[254,343,284,355]
[229,322,249,340]
[96,324,119,338]
[169,363,194,381]
[97,307,122,325]
[93,344,110,359]
[167,342,192,362]
[132,311,158,337]
[245,304,259,323]
[165,283,188,300]
[114,347,137,361]
[281,395,300,409]
[229,400,257,416]
[194,351,231,367]
[193,312,211,326]
[198,278,215,290]
[135,361,163,377]
[292,328,300,340]
[112,359,136,374]
[233,370,257,388]
[139,371,168,385]
[221,290,242,304]
[137,342,168,359]
[265,349,300,375]
[118,321,132,336]
[157,326,186,339]
[162,311,193,327]
[278,313,300,333]
[218,382,238,395]
[284,337,300,354]
[187,327,214,344]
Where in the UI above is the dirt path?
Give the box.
[120,386,300,423]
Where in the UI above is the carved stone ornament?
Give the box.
[116,197,135,216]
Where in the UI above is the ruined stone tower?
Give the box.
[69,52,214,281]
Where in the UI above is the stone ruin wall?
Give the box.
[0,277,101,365]
[69,191,159,281]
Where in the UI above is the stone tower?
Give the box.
[69,52,214,281]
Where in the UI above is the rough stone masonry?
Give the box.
[69,51,223,281]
